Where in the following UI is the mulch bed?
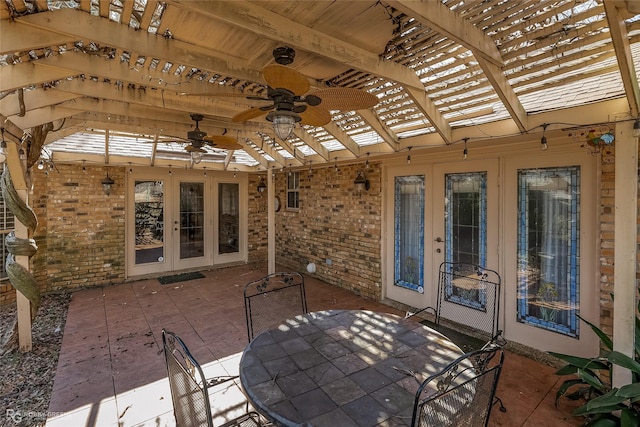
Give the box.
[0,293,70,427]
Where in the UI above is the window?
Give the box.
[287,171,299,209]
[445,172,487,266]
[394,175,425,293]
[517,166,580,337]
[218,183,239,254]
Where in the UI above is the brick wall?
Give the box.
[273,163,382,300]
[599,148,615,338]
[30,164,126,293]
[248,174,268,263]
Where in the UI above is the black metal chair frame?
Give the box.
[161,329,262,427]
[243,272,307,341]
[411,346,505,427]
[407,262,503,344]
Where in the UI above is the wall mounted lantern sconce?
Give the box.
[354,169,370,193]
[101,173,115,196]
[257,176,267,193]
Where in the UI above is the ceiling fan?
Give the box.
[231,46,378,140]
[161,113,242,164]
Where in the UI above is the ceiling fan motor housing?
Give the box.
[187,129,207,141]
[273,46,295,65]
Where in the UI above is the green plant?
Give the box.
[404,256,417,284]
[550,299,640,426]
[537,282,559,322]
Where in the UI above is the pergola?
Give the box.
[1,0,639,384]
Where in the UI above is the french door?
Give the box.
[385,151,599,356]
[127,169,246,277]
[385,160,499,311]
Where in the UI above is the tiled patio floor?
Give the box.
[45,264,584,427]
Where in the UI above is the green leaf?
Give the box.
[556,378,587,404]
[586,417,622,427]
[566,388,591,401]
[585,415,620,427]
[621,407,640,427]
[578,368,607,392]
[549,352,610,370]
[604,351,640,375]
[578,314,613,350]
[573,390,626,416]
[617,382,640,399]
[574,403,624,416]
[555,364,579,376]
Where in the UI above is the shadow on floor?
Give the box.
[45,264,586,427]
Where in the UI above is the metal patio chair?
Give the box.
[407,262,503,345]
[243,272,307,341]
[161,329,263,427]
[411,346,505,427]
[406,262,507,412]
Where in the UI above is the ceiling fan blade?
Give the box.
[232,107,269,123]
[263,64,310,96]
[300,106,332,127]
[203,135,243,150]
[310,88,378,111]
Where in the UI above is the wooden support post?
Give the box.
[4,131,32,351]
[15,220,32,351]
[612,120,638,387]
[267,170,275,274]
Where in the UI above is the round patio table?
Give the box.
[239,310,465,427]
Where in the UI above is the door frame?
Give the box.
[126,168,247,277]
[171,173,210,271]
[383,159,500,315]
[502,151,600,357]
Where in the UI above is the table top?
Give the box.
[239,310,465,427]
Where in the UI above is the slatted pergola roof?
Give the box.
[1,0,639,171]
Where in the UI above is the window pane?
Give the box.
[394,176,425,293]
[180,182,204,259]
[287,171,299,209]
[219,183,239,254]
[445,172,487,266]
[134,181,164,264]
[517,167,580,337]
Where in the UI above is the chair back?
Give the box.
[244,272,307,341]
[436,262,501,341]
[411,347,504,427]
[162,329,213,427]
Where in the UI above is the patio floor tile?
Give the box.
[46,264,584,427]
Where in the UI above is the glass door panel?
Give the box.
[218,183,239,254]
[444,172,487,266]
[179,182,205,260]
[393,176,425,293]
[134,180,165,265]
[517,167,580,337]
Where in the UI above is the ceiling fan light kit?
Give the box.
[267,110,301,141]
[231,46,378,139]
